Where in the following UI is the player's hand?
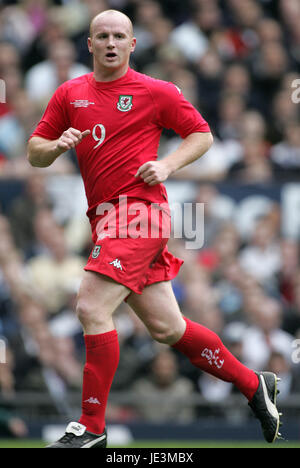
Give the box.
[56,128,91,153]
[135,161,171,186]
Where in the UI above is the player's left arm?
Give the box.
[135,131,213,186]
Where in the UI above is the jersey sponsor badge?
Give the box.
[70,100,95,108]
[92,245,101,259]
[117,95,133,112]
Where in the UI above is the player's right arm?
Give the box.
[27,128,90,168]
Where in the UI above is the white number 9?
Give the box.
[92,124,106,149]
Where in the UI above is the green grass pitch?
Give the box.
[0,439,299,448]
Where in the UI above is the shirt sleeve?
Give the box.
[30,84,70,140]
[152,81,210,138]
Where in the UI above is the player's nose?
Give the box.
[107,35,116,48]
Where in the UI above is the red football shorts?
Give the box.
[84,197,183,294]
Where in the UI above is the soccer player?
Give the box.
[27,10,282,448]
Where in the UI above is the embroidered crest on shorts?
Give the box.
[92,245,101,259]
[117,95,133,112]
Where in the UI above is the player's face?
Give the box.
[88,15,136,72]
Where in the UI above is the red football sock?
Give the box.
[172,317,259,401]
[79,330,119,434]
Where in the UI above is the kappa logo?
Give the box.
[109,258,123,270]
[84,397,101,405]
[117,95,133,112]
[70,100,95,108]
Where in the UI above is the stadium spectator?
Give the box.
[0,269,19,341]
[22,10,68,71]
[8,173,51,255]
[13,297,82,396]
[25,38,90,108]
[0,90,39,161]
[196,48,223,126]
[214,261,245,322]
[282,271,300,337]
[112,307,158,390]
[0,67,23,121]
[0,3,36,53]
[255,17,283,46]
[0,343,15,397]
[242,297,294,370]
[269,88,300,143]
[142,43,186,85]
[237,110,267,141]
[222,321,248,363]
[209,223,241,269]
[193,184,226,249]
[0,408,28,438]
[0,41,22,118]
[0,214,26,304]
[133,16,174,73]
[279,0,300,66]
[222,63,252,102]
[239,216,281,285]
[25,216,85,315]
[165,133,242,182]
[217,93,246,140]
[0,341,29,438]
[131,0,164,59]
[170,4,210,63]
[222,0,263,59]
[132,347,196,422]
[0,41,21,73]
[22,0,49,37]
[227,137,273,183]
[271,121,300,180]
[250,41,290,112]
[267,351,300,401]
[277,239,299,306]
[0,89,74,178]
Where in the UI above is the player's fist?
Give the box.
[56,128,90,153]
[135,160,171,186]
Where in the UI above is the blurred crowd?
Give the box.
[1,0,300,432]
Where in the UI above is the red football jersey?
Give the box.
[30,67,210,220]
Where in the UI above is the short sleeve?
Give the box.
[153,81,210,139]
[30,84,69,140]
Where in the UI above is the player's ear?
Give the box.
[87,37,93,54]
[130,37,137,53]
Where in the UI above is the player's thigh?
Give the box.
[77,270,130,321]
[127,281,186,344]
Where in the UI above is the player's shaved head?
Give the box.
[89,9,134,38]
[88,9,136,81]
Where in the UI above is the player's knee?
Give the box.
[76,299,93,327]
[150,323,183,345]
[76,298,106,329]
